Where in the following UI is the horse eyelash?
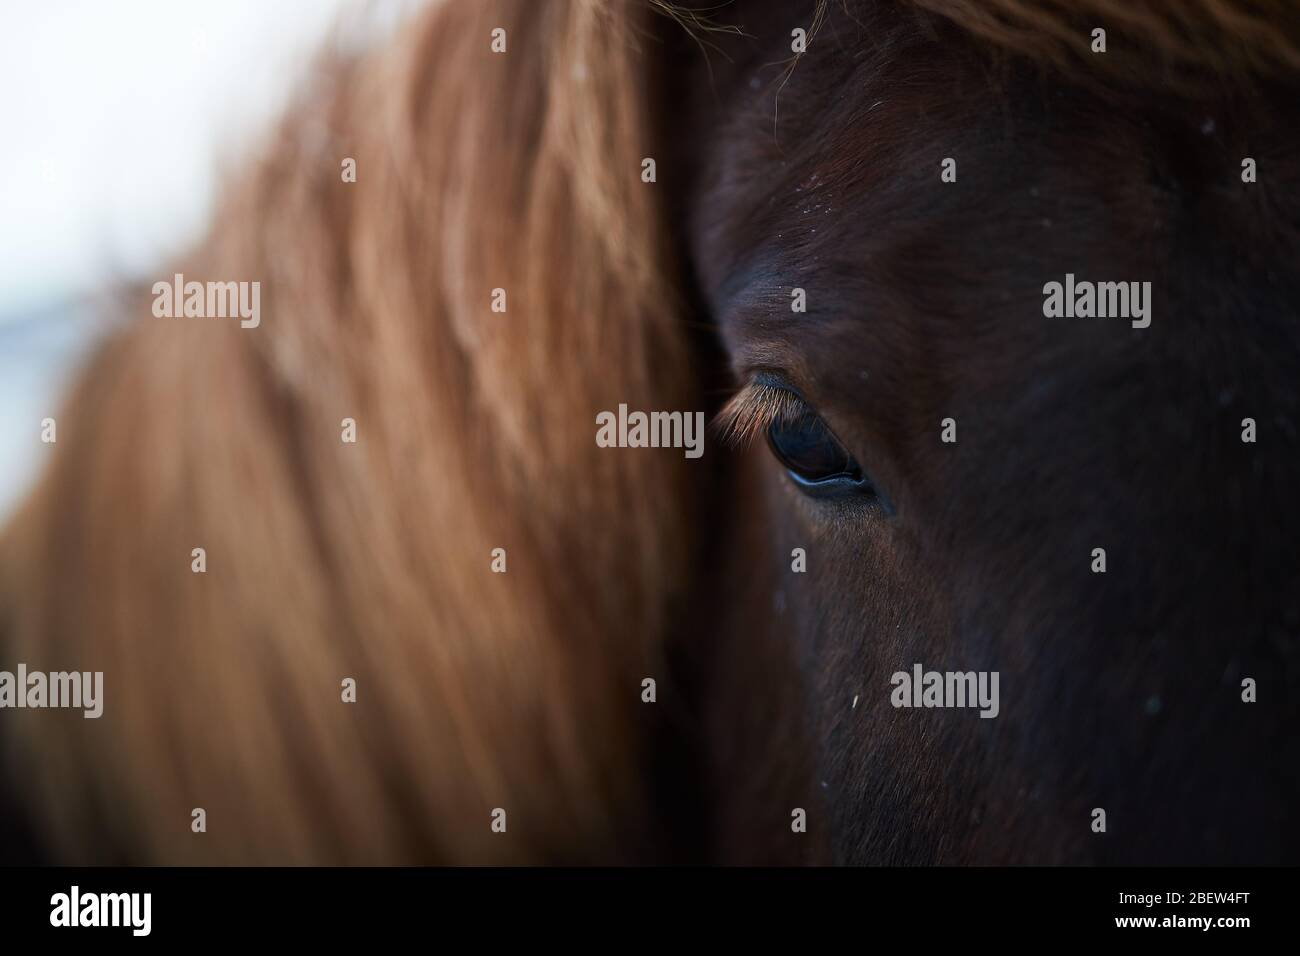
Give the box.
[713,381,807,450]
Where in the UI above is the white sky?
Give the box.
[0,0,418,514]
[0,0,407,318]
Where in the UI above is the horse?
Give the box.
[1,0,1298,865]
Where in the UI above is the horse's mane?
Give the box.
[906,0,1300,86]
[2,0,1295,863]
[1,0,699,863]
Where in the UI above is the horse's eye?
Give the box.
[766,407,870,495]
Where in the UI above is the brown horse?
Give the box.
[1,0,1298,864]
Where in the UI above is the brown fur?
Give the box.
[1,0,699,864]
[908,0,1300,86]
[3,0,1298,864]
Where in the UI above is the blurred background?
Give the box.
[0,0,414,518]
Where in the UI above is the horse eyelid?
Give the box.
[712,381,806,450]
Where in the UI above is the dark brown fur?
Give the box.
[2,0,1298,864]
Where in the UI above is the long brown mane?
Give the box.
[910,0,1300,83]
[3,0,1297,863]
[1,0,699,864]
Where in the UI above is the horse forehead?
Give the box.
[693,75,1047,327]
[696,48,1300,392]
